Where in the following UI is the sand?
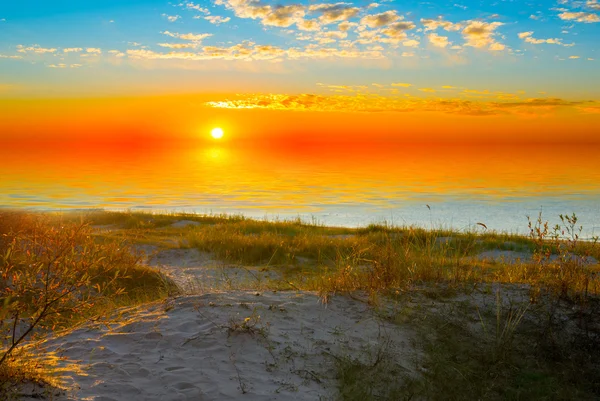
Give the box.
[39,292,416,401]
[20,222,597,400]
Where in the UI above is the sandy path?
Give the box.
[41,291,415,401]
[147,249,283,293]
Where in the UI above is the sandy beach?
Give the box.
[33,291,417,400]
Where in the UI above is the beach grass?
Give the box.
[0,210,178,396]
[1,209,599,399]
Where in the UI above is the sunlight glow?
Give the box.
[211,127,224,139]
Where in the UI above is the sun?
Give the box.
[211,127,224,139]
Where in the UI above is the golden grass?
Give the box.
[0,210,178,395]
[3,209,598,399]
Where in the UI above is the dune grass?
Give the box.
[0,210,178,396]
[4,209,598,399]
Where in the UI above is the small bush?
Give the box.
[0,211,177,391]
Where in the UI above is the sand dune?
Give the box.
[40,291,416,400]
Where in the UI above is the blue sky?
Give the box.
[1,0,599,98]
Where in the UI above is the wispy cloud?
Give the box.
[205,92,598,117]
[203,16,231,25]
[0,54,23,59]
[17,45,57,54]
[518,31,569,45]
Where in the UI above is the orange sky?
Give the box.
[1,95,599,146]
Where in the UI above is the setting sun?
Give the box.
[211,127,224,139]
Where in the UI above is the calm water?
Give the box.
[1,143,599,237]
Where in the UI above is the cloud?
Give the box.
[108,50,126,57]
[338,21,357,31]
[185,2,209,14]
[428,33,450,48]
[308,3,360,24]
[262,5,305,27]
[569,55,580,59]
[391,82,411,87]
[204,93,596,117]
[558,11,600,22]
[158,43,199,49]
[360,10,400,28]
[421,18,462,32]
[381,21,416,41]
[580,105,600,113]
[86,48,102,54]
[314,30,348,44]
[127,40,384,62]
[161,31,212,42]
[588,0,600,10]
[63,48,83,53]
[204,16,231,24]
[162,14,181,22]
[461,21,505,50]
[17,45,57,54]
[297,19,321,31]
[215,0,271,20]
[403,39,419,47]
[518,31,565,45]
[0,54,23,59]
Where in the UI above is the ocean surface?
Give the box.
[1,142,599,238]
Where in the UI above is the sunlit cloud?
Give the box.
[205,92,598,117]
[518,31,567,45]
[17,45,57,54]
[308,3,361,24]
[184,2,209,14]
[428,33,450,48]
[461,21,505,50]
[215,0,311,28]
[158,43,199,49]
[162,31,212,41]
[297,19,321,31]
[360,10,400,28]
[126,40,384,62]
[421,18,462,32]
[63,48,83,53]
[587,0,600,10]
[108,50,126,57]
[403,39,420,48]
[558,11,600,22]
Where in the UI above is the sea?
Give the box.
[1,142,599,238]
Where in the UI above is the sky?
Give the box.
[1,0,600,144]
